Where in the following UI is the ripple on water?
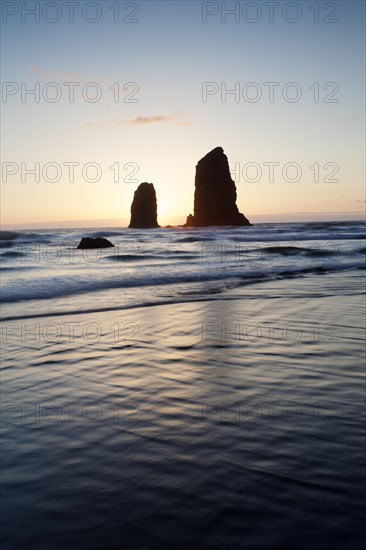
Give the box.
[1,272,365,548]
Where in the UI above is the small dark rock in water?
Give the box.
[0,230,20,240]
[77,237,114,249]
[185,147,251,227]
[129,182,159,228]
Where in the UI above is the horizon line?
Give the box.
[1,212,365,230]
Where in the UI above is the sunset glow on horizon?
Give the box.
[1,1,365,228]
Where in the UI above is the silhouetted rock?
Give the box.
[0,230,19,240]
[129,182,159,228]
[185,147,251,227]
[77,237,114,249]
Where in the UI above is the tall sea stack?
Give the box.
[129,182,159,228]
[185,147,250,227]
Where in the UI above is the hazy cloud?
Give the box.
[30,66,114,87]
[129,115,176,125]
[31,66,81,80]
[85,114,192,129]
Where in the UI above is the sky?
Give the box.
[1,0,365,228]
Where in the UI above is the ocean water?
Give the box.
[1,221,365,549]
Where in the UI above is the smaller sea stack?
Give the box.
[129,182,159,228]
